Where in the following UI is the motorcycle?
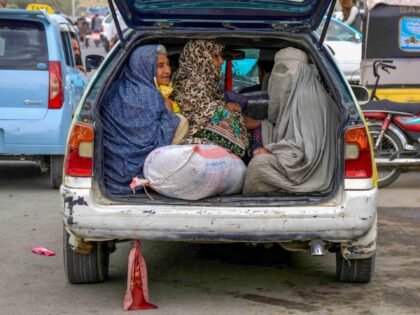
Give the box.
[361,60,420,187]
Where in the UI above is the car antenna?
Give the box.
[319,0,337,47]
[107,0,127,49]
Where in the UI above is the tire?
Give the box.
[368,125,403,188]
[50,155,64,189]
[336,251,375,283]
[63,227,110,284]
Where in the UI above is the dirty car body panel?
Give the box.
[62,180,377,259]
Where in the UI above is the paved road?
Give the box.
[0,163,419,315]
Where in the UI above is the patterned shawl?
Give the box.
[172,40,248,147]
[101,45,180,194]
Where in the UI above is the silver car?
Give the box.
[61,0,377,285]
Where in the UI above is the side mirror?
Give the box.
[351,85,370,105]
[354,33,362,43]
[85,54,105,72]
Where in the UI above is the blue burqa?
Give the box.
[101,45,180,194]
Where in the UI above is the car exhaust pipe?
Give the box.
[310,240,325,256]
[376,158,420,168]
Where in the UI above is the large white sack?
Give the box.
[135,145,246,200]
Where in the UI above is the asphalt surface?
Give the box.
[0,162,419,315]
[0,45,419,315]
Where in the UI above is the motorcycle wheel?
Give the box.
[369,125,403,188]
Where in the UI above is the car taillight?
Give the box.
[65,123,94,177]
[49,61,64,109]
[345,125,373,178]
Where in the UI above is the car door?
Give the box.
[59,29,87,113]
[68,32,88,110]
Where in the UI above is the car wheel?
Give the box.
[336,251,375,283]
[63,227,110,284]
[50,155,64,189]
[369,125,403,188]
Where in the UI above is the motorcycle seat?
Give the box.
[361,99,420,116]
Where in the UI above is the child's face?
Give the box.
[156,53,171,86]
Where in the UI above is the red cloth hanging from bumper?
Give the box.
[123,240,157,311]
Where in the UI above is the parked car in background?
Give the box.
[316,18,363,84]
[0,9,88,188]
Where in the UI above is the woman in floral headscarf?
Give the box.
[172,40,249,157]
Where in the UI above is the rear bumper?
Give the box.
[0,145,65,155]
[61,184,377,245]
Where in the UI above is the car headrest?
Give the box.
[0,30,30,56]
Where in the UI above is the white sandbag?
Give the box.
[133,144,246,200]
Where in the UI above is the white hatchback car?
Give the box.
[317,18,363,84]
[61,0,377,286]
[100,11,127,52]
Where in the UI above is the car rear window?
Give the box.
[0,19,48,70]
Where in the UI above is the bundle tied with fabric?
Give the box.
[243,47,340,195]
[131,144,247,201]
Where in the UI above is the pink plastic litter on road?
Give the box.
[32,247,56,256]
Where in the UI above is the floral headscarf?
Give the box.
[172,40,225,142]
[172,40,249,151]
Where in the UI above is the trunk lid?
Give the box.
[114,0,333,31]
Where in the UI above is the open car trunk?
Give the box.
[93,32,346,206]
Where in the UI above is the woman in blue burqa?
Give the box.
[101,45,186,194]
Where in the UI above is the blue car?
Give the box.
[0,9,88,188]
